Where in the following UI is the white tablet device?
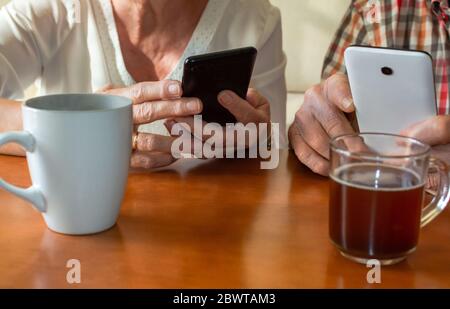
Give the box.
[344,46,437,134]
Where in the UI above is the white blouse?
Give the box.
[0,0,287,146]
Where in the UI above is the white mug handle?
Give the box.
[0,131,46,212]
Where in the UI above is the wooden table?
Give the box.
[0,151,449,288]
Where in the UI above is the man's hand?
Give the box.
[401,115,450,146]
[288,73,355,176]
[401,115,450,165]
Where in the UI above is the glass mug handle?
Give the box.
[421,157,450,227]
[0,131,46,212]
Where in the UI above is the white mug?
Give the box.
[0,94,133,235]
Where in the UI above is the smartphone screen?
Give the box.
[182,47,257,125]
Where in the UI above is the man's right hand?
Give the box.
[288,73,356,176]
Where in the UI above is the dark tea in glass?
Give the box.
[329,134,449,265]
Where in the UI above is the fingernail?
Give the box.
[164,120,177,133]
[165,119,176,128]
[168,82,181,96]
[219,91,233,105]
[342,97,354,110]
[402,127,418,138]
[187,100,201,112]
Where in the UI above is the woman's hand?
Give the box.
[0,98,24,156]
[165,88,271,154]
[218,88,270,125]
[101,80,202,169]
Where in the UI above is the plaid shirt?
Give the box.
[323,0,450,115]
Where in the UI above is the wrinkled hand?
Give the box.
[288,73,355,176]
[218,88,270,125]
[101,80,202,168]
[401,115,450,164]
[401,115,450,146]
[165,88,271,154]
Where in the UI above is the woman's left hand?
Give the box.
[165,88,271,153]
[216,88,270,125]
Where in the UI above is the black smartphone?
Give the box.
[182,47,257,125]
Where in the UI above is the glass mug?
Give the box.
[329,133,450,265]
